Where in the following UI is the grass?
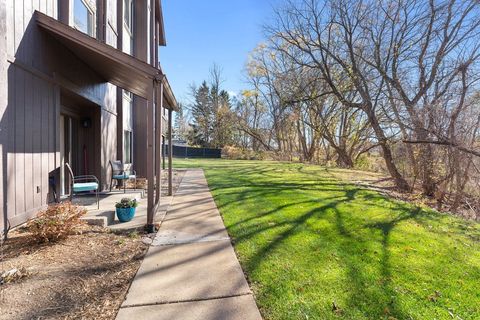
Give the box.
[174,159,480,320]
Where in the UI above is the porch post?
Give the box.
[146,82,155,232]
[155,80,163,204]
[168,109,173,196]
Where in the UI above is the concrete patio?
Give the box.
[72,170,185,231]
[116,169,262,320]
[73,190,173,231]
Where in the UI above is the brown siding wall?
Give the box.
[2,0,119,229]
[5,64,58,227]
[101,110,117,190]
[2,0,58,229]
[133,0,149,178]
[0,1,7,231]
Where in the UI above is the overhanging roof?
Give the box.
[162,77,178,111]
[35,11,160,99]
[156,0,167,46]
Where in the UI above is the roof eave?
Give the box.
[156,0,167,46]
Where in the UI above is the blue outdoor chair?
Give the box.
[109,160,137,193]
[65,162,99,209]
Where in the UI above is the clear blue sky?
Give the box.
[160,0,276,103]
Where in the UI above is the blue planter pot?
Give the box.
[116,207,136,222]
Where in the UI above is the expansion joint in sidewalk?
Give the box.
[120,292,254,309]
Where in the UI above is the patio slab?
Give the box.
[117,169,261,319]
[76,190,174,231]
[116,295,262,320]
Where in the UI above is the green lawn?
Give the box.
[174,159,480,320]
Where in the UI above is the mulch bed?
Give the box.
[0,225,149,319]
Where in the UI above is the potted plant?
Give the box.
[115,198,138,222]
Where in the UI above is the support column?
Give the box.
[168,109,173,196]
[162,137,166,170]
[155,81,163,205]
[146,83,155,233]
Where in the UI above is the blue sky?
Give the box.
[160,0,276,103]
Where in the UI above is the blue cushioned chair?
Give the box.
[109,160,137,193]
[65,163,99,209]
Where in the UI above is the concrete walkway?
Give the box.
[116,169,262,320]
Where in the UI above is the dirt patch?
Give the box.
[0,225,148,319]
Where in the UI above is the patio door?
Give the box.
[60,114,79,196]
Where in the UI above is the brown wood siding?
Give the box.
[1,0,121,229]
[6,64,57,227]
[0,0,7,231]
[101,110,117,190]
[133,98,148,178]
[132,0,149,178]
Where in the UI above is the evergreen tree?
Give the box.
[190,81,212,146]
[173,103,190,141]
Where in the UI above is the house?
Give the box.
[0,0,177,234]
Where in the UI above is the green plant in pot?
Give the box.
[115,198,138,222]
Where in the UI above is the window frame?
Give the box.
[123,90,134,164]
[122,0,134,54]
[71,0,96,37]
[123,0,134,35]
[124,130,133,164]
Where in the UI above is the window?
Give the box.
[123,0,134,54]
[124,130,132,164]
[123,0,133,31]
[73,0,95,37]
[123,90,133,163]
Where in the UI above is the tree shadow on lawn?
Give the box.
[229,185,468,319]
[336,206,422,319]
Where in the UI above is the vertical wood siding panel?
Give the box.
[24,72,34,213]
[24,0,31,31]
[13,0,23,61]
[48,83,55,183]
[6,0,14,58]
[53,85,60,194]
[40,80,48,206]
[33,0,40,12]
[47,0,53,18]
[23,0,32,67]
[33,76,42,208]
[0,0,6,229]
[39,0,46,15]
[6,66,16,218]
[14,67,25,216]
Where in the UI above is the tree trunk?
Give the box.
[336,149,354,168]
[366,108,410,191]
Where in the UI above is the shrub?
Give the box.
[115,198,138,209]
[27,202,87,243]
[222,145,270,160]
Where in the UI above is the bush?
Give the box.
[27,202,87,243]
[222,145,269,160]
